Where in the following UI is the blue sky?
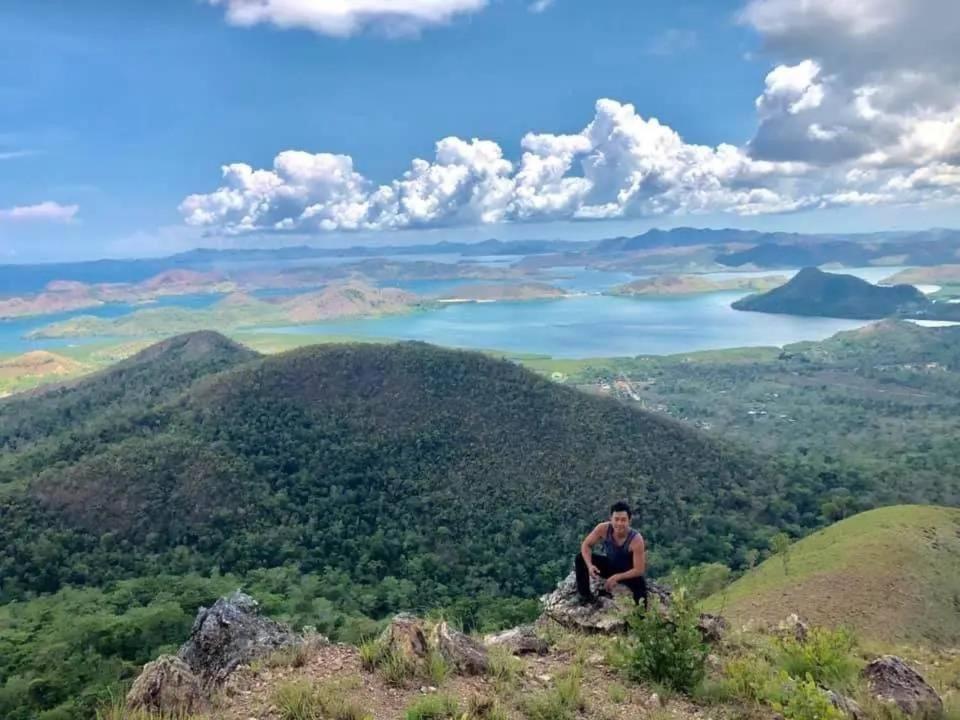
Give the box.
[1,0,959,262]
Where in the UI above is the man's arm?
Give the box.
[611,535,646,582]
[580,523,607,576]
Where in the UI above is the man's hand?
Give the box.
[588,563,600,578]
[604,574,620,592]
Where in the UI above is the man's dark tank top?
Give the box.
[603,524,637,569]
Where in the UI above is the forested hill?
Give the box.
[0,330,258,454]
[732,267,935,320]
[0,334,786,609]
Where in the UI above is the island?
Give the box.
[0,270,238,319]
[609,274,787,296]
[26,281,422,339]
[732,267,960,320]
[436,282,569,303]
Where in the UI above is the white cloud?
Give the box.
[181,0,960,235]
[0,201,78,223]
[529,0,554,13]
[206,0,488,37]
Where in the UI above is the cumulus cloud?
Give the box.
[206,0,488,37]
[181,0,960,234]
[0,201,78,223]
[742,0,960,169]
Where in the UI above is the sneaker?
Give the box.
[577,594,597,606]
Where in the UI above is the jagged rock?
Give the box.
[539,572,627,633]
[861,655,943,717]
[539,571,725,641]
[126,655,204,715]
[483,625,549,655]
[826,689,865,720]
[178,590,301,685]
[697,613,727,643]
[433,621,490,675]
[378,613,430,664]
[778,613,810,643]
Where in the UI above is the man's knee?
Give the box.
[574,554,586,570]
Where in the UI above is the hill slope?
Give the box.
[732,267,932,319]
[0,336,778,606]
[704,505,960,646]
[0,330,258,455]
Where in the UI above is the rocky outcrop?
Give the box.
[484,625,549,655]
[433,621,490,675]
[377,613,430,664]
[826,690,864,720]
[861,655,943,717]
[177,591,302,685]
[125,655,204,716]
[539,571,725,641]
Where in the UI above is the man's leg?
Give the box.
[574,553,610,600]
[620,575,648,609]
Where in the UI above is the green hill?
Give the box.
[1,333,783,607]
[704,505,960,646]
[732,267,934,319]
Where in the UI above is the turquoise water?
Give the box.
[0,294,220,354]
[1,266,911,358]
[251,292,867,358]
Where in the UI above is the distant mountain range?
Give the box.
[732,267,960,320]
[3,227,960,294]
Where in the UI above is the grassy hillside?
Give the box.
[704,505,960,646]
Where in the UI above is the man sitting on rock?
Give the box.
[575,501,647,607]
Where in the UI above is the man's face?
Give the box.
[610,510,630,533]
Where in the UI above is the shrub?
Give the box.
[358,638,381,671]
[723,655,782,703]
[774,673,845,720]
[614,590,708,692]
[778,628,859,689]
[427,649,452,686]
[273,680,321,720]
[607,682,628,704]
[466,695,510,720]
[521,666,584,720]
[487,645,522,685]
[404,693,460,720]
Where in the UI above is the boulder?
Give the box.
[178,590,301,685]
[697,613,727,643]
[483,625,549,655]
[825,690,864,720]
[861,655,943,717]
[433,621,490,675]
[539,571,725,641]
[377,613,430,665]
[777,613,810,644]
[539,571,626,633]
[126,655,204,715]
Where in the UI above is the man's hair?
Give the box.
[610,501,632,517]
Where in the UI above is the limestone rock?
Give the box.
[697,613,727,643]
[433,621,490,675]
[378,613,430,665]
[483,625,549,655]
[538,571,724,641]
[778,613,810,643]
[539,571,627,633]
[178,590,301,685]
[126,655,204,716]
[826,690,864,720]
[861,655,943,717]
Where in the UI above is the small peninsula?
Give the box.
[609,274,787,296]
